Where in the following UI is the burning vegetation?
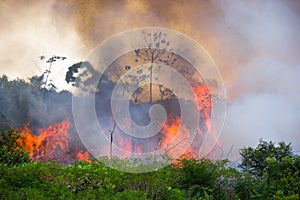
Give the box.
[0,67,218,164]
[18,120,90,163]
[0,31,223,164]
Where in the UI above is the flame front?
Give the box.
[18,120,90,163]
[17,84,219,162]
[161,115,183,148]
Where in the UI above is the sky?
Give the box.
[0,0,300,159]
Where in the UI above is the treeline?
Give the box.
[0,74,72,131]
[0,129,299,200]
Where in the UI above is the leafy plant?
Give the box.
[0,138,299,200]
[0,128,31,166]
[239,138,293,177]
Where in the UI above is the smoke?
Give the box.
[218,0,300,159]
[1,0,300,160]
[0,0,86,89]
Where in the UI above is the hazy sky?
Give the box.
[1,0,300,159]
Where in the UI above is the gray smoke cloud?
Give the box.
[0,0,299,160]
[218,0,300,159]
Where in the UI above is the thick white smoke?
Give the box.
[218,0,300,159]
[0,1,86,89]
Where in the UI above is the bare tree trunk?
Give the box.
[149,63,153,103]
[109,120,116,183]
[150,51,155,104]
[41,61,53,99]
[159,84,163,100]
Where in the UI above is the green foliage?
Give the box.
[0,139,299,199]
[0,129,31,166]
[0,161,71,200]
[237,139,299,199]
[265,156,300,198]
[173,158,236,199]
[239,138,293,177]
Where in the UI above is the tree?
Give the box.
[134,31,176,103]
[39,55,66,99]
[237,140,300,199]
[239,139,293,177]
[265,156,300,198]
[65,61,101,93]
[174,158,232,199]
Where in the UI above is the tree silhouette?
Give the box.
[132,31,176,103]
[39,55,67,99]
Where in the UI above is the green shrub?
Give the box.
[0,129,31,166]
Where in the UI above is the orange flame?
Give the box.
[193,85,212,124]
[193,84,223,158]
[18,120,90,163]
[110,84,219,159]
[161,115,182,148]
[76,150,90,162]
[16,84,220,163]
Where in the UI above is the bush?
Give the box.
[0,129,31,166]
[0,139,299,199]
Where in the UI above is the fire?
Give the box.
[18,120,90,163]
[193,84,213,137]
[161,115,182,148]
[109,84,218,159]
[193,84,212,121]
[193,84,223,159]
[15,84,218,163]
[18,126,41,157]
[76,150,90,162]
